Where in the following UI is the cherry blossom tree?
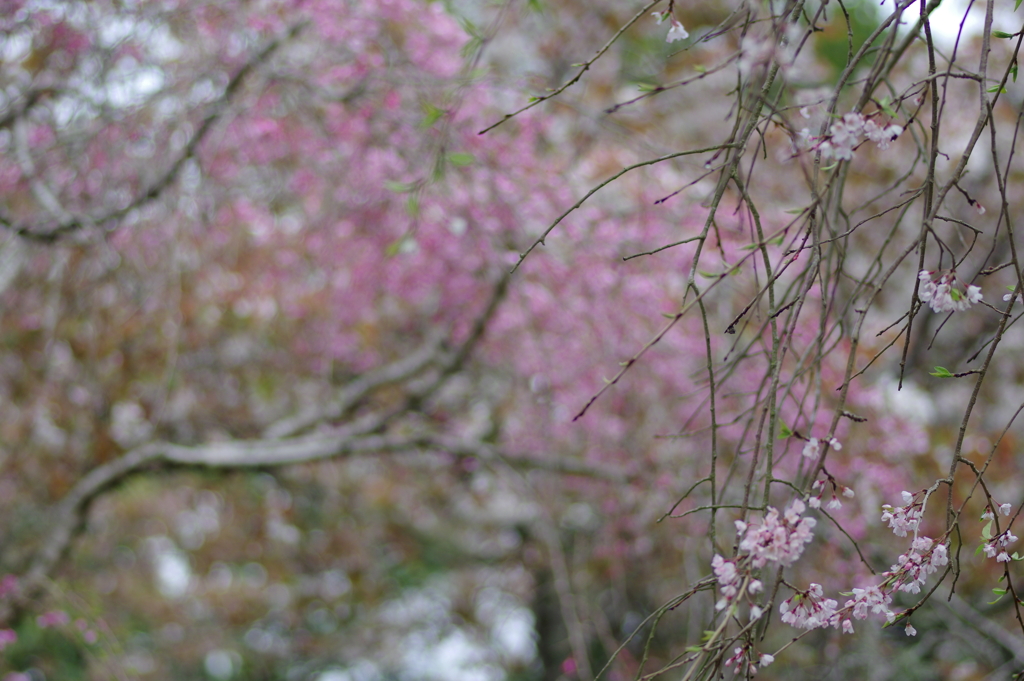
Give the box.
[1,0,1024,679]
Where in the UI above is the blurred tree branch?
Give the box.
[2,22,307,243]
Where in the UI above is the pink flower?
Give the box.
[737,499,817,568]
[37,610,69,628]
[0,575,17,599]
[999,503,1012,516]
[780,583,837,630]
[712,554,742,610]
[905,623,917,636]
[918,271,983,313]
[885,538,948,593]
[846,584,893,622]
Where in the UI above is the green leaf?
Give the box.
[457,16,481,39]
[637,83,659,92]
[777,422,793,439]
[384,180,415,193]
[929,366,954,378]
[880,96,898,118]
[983,519,994,540]
[694,64,707,74]
[459,35,483,58]
[994,587,1007,595]
[527,96,541,103]
[420,102,446,128]
[993,30,1016,39]
[1013,63,1019,83]
[1017,0,1022,11]
[987,85,1008,94]
[785,208,805,214]
[988,594,1005,605]
[447,153,475,167]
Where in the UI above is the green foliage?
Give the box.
[4,625,88,680]
[813,0,884,75]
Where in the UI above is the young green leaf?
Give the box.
[447,153,475,167]
[420,102,445,128]
[384,180,415,193]
[929,366,954,378]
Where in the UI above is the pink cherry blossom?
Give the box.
[737,499,817,568]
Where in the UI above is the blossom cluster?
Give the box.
[983,529,1018,562]
[807,476,855,511]
[799,111,902,162]
[724,644,774,676]
[736,499,817,568]
[781,536,947,636]
[780,583,839,630]
[918,270,983,313]
[886,535,949,594]
[777,490,952,640]
[845,585,893,625]
[711,554,762,612]
[881,490,923,537]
